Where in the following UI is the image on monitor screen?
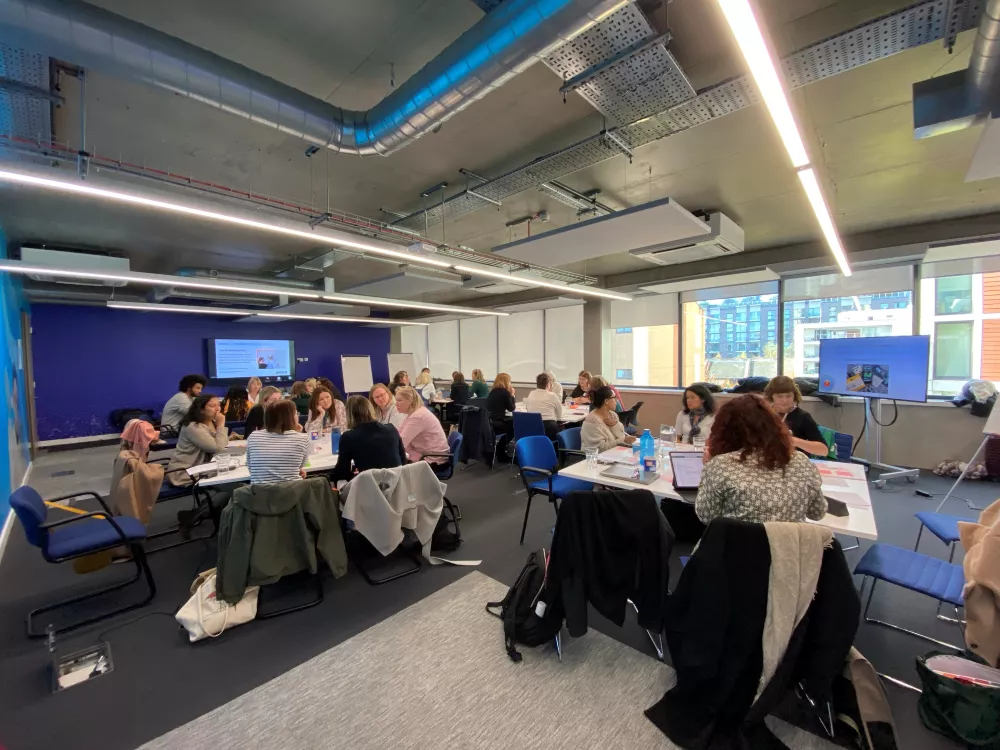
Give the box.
[845,363,889,395]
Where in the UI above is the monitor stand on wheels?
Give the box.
[865,398,918,489]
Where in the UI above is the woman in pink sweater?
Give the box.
[395,386,450,463]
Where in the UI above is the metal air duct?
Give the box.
[0,0,627,155]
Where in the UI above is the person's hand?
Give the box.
[315,404,326,417]
[213,412,225,428]
[293,422,303,432]
[299,468,307,479]
[603,414,617,427]
[623,435,637,445]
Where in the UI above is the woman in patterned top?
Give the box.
[695,394,827,525]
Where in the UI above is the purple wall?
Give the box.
[30,304,392,441]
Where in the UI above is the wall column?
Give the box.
[583,298,611,377]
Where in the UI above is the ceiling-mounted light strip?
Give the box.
[255,312,429,326]
[107,302,250,315]
[0,169,452,269]
[0,259,505,316]
[106,301,431,325]
[796,169,852,277]
[717,0,851,276]
[717,0,808,169]
[452,264,633,301]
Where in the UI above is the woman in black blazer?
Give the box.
[331,395,407,483]
[486,372,517,439]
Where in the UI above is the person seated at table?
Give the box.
[395,386,450,464]
[469,369,490,399]
[246,399,310,484]
[587,375,624,413]
[166,394,229,486]
[581,386,636,452]
[369,382,406,429]
[525,372,563,440]
[675,383,716,444]
[695,394,827,525]
[221,385,252,423]
[764,376,829,457]
[160,373,207,433]
[389,370,410,394]
[290,380,311,415]
[243,386,282,436]
[544,370,564,403]
[332,395,407,483]
[304,386,347,434]
[487,372,517,439]
[414,368,436,403]
[247,376,263,405]
[568,370,592,405]
[449,371,470,406]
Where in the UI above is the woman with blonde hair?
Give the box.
[469,368,490,399]
[588,375,624,412]
[487,372,517,440]
[370,382,406,429]
[568,370,592,405]
[247,376,263,404]
[395,386,449,463]
[413,367,436,403]
[331,395,406,483]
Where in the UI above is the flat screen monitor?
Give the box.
[207,339,295,381]
[816,335,929,403]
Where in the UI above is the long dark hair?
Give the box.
[683,383,716,414]
[309,386,333,422]
[221,386,250,421]
[317,378,342,401]
[589,385,616,412]
[707,394,792,471]
[181,394,219,427]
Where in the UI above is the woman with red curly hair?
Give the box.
[695,394,826,525]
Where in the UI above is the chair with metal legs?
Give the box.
[853,543,966,651]
[9,486,156,638]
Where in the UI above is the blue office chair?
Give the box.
[515,435,594,544]
[853,543,965,651]
[10,486,156,637]
[510,411,548,469]
[423,431,464,520]
[555,427,585,467]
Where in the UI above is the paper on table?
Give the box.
[597,446,638,465]
[813,461,867,482]
[823,487,869,509]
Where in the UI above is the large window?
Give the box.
[610,294,678,387]
[544,305,585,383]
[783,267,914,378]
[934,321,973,379]
[498,310,544,383]
[681,283,778,388]
[459,317,498,379]
[936,275,973,315]
[427,320,459,377]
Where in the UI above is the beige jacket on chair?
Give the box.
[109,450,163,525]
[341,461,445,558]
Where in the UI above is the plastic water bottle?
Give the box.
[639,428,655,472]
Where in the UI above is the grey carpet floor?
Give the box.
[139,572,837,750]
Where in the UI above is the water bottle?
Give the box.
[639,428,655,472]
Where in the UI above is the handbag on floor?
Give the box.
[176,568,259,642]
[917,652,1000,748]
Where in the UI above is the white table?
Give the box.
[512,403,588,424]
[188,439,339,488]
[558,450,878,541]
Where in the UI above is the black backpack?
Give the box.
[431,497,462,553]
[486,549,563,663]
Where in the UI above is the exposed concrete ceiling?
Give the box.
[1,0,999,310]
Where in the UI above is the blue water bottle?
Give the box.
[639,428,655,472]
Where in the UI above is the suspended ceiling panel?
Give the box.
[249,300,373,322]
[341,270,463,298]
[491,197,710,265]
[497,295,585,312]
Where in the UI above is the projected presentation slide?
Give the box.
[817,336,929,403]
[209,339,294,380]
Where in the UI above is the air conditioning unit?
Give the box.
[20,247,131,286]
[630,212,744,267]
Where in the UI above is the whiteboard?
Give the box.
[388,353,416,382]
[341,355,374,394]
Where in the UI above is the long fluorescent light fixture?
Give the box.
[0,168,627,303]
[452,265,633,301]
[0,169,452,269]
[107,301,430,325]
[796,169,851,277]
[717,0,851,276]
[717,0,808,169]
[0,259,506,316]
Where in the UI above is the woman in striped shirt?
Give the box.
[245,399,311,484]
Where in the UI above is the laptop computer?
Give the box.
[669,451,705,491]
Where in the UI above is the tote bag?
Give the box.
[176,568,259,642]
